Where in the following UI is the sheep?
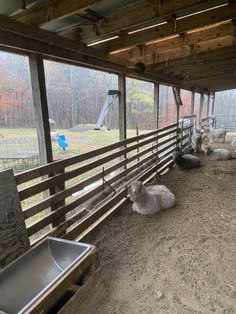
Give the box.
[231,139,236,149]
[203,145,232,160]
[191,128,202,153]
[172,151,201,170]
[128,180,176,215]
[204,126,227,143]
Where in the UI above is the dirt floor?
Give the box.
[86,139,236,314]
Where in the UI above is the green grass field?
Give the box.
[0,127,147,159]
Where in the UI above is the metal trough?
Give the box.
[0,237,92,314]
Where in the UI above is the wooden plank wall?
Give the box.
[0,169,30,268]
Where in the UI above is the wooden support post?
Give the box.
[176,89,180,125]
[29,54,53,165]
[211,92,216,127]
[199,93,204,128]
[118,74,127,141]
[206,92,210,117]
[154,83,159,130]
[190,90,195,116]
[172,86,181,150]
[118,74,127,169]
[211,92,215,115]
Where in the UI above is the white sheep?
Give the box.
[128,180,176,215]
[204,146,232,160]
[231,139,236,148]
[204,126,227,143]
[191,128,202,153]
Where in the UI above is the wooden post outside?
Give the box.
[199,93,204,129]
[118,74,127,169]
[172,86,181,150]
[211,92,216,127]
[206,92,210,117]
[29,54,53,165]
[211,92,215,115]
[118,74,127,141]
[190,90,195,116]
[154,82,159,130]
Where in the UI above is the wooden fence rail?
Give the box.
[12,121,194,244]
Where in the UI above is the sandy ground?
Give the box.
[86,139,236,314]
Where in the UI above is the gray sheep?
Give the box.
[204,146,232,160]
[205,127,227,143]
[172,151,201,170]
[128,180,176,215]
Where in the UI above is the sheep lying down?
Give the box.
[129,181,176,215]
[172,151,201,170]
[204,146,232,160]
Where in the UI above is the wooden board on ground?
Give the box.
[0,169,30,268]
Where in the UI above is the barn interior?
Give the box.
[0,1,236,313]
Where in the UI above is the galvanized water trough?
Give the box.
[0,237,92,314]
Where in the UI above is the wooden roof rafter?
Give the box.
[94,2,236,51]
[114,21,236,61]
[59,0,229,44]
[13,0,102,26]
[0,0,235,92]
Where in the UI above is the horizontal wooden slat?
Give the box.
[23,133,178,219]
[23,159,127,219]
[26,139,179,236]
[64,153,174,240]
[20,127,178,201]
[19,132,160,200]
[16,123,177,185]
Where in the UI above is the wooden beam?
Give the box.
[175,64,236,81]
[129,35,236,65]
[0,16,186,86]
[63,0,227,43]
[186,72,236,84]
[29,54,53,165]
[199,93,204,126]
[214,84,236,91]
[118,74,127,141]
[116,22,236,61]
[96,3,236,52]
[148,46,236,71]
[0,29,172,85]
[206,92,210,116]
[161,59,236,78]
[172,86,181,123]
[154,83,160,129]
[191,91,195,115]
[14,0,101,26]
[0,14,106,59]
[189,76,236,92]
[211,92,215,115]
